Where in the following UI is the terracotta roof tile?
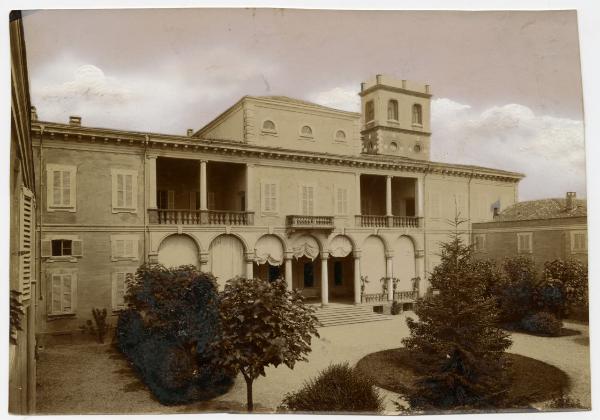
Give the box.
[497,198,587,221]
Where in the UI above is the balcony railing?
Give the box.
[361,290,418,304]
[355,215,421,228]
[149,209,254,225]
[286,215,335,231]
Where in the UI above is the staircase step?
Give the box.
[313,304,395,327]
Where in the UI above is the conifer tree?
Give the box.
[402,216,512,411]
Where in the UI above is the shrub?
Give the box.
[280,363,384,414]
[116,264,234,405]
[547,394,586,410]
[390,300,402,315]
[80,308,110,343]
[520,312,563,336]
[496,257,538,323]
[543,259,588,319]
[533,279,565,317]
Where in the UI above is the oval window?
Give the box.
[389,142,398,152]
[335,130,346,141]
[414,144,421,153]
[263,120,276,131]
[301,125,313,137]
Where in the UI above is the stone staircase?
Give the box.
[313,303,394,327]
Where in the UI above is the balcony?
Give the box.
[149,209,254,225]
[286,215,335,232]
[355,215,421,228]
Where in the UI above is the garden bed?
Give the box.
[355,348,569,408]
[503,324,581,338]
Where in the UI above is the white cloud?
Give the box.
[308,86,360,112]
[431,99,586,200]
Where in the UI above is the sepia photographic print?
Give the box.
[6,1,597,418]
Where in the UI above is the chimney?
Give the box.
[425,84,431,94]
[566,192,577,211]
[493,207,500,219]
[360,82,366,92]
[187,129,194,137]
[69,116,81,126]
[402,80,407,89]
[31,106,38,121]
[375,74,382,84]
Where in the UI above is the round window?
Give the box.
[414,144,421,153]
[389,142,398,152]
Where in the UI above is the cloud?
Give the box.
[431,99,586,200]
[308,86,360,112]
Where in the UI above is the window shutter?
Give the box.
[63,171,72,206]
[271,184,278,213]
[72,239,83,257]
[51,274,62,314]
[41,239,52,258]
[19,188,34,300]
[112,272,127,310]
[52,170,61,206]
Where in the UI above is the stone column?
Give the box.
[246,164,254,212]
[147,156,157,209]
[284,252,293,291]
[386,252,394,301]
[355,173,361,215]
[416,176,424,218]
[386,175,393,216]
[353,250,361,304]
[321,252,329,306]
[199,160,208,211]
[245,253,254,279]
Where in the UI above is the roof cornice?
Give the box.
[359,84,433,99]
[31,120,524,183]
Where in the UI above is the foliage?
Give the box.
[520,312,563,336]
[471,259,503,299]
[411,277,421,294]
[380,277,389,295]
[116,264,233,405]
[390,300,402,315]
[495,256,538,323]
[360,275,369,300]
[80,308,110,343]
[9,290,24,345]
[279,362,384,414]
[402,216,512,410]
[532,279,565,317]
[215,277,320,412]
[542,259,588,317]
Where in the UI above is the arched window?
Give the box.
[365,100,375,122]
[300,125,313,137]
[335,130,346,141]
[412,104,423,125]
[262,120,276,132]
[387,99,399,121]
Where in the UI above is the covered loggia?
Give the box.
[253,234,285,282]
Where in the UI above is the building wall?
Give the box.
[199,102,245,142]
[472,217,588,274]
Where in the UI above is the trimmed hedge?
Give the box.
[116,265,234,405]
[279,363,384,414]
[520,312,563,336]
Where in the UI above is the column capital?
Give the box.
[385,250,394,259]
[244,251,255,263]
[320,251,329,260]
[352,250,362,259]
[284,251,295,260]
[415,249,425,258]
[146,155,157,161]
[386,174,393,179]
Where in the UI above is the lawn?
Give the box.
[355,348,569,409]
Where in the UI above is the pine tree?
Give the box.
[402,216,512,411]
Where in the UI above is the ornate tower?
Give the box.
[359,74,432,160]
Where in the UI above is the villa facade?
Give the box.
[32,75,523,337]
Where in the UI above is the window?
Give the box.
[517,233,533,254]
[52,239,72,256]
[262,120,277,134]
[387,99,399,121]
[334,261,343,286]
[112,169,138,212]
[335,186,348,215]
[46,164,76,212]
[303,262,314,287]
[261,181,279,213]
[412,104,423,125]
[48,270,77,315]
[268,265,282,282]
[389,142,398,152]
[111,235,139,261]
[571,231,587,253]
[41,236,83,260]
[413,144,421,153]
[112,271,134,311]
[300,125,313,138]
[300,184,315,215]
[157,190,175,209]
[335,130,346,142]
[473,234,486,252]
[365,100,375,122]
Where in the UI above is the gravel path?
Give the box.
[36,314,590,414]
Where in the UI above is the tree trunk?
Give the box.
[241,369,254,412]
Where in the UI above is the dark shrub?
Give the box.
[496,257,538,323]
[280,363,383,414]
[547,395,586,410]
[390,301,402,315]
[533,279,565,316]
[116,264,234,405]
[520,312,563,336]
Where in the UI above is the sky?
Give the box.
[21,8,586,201]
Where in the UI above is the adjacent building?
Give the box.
[32,74,524,339]
[472,192,588,272]
[9,11,37,414]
